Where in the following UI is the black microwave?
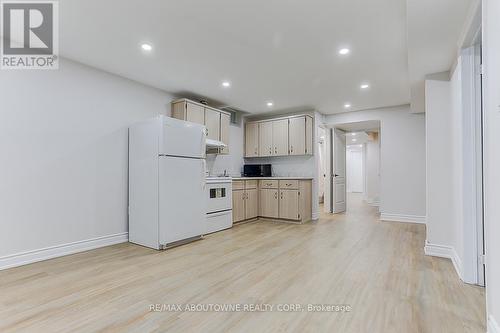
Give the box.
[243,164,272,177]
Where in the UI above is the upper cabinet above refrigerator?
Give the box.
[171,99,231,155]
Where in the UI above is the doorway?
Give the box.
[324,121,381,214]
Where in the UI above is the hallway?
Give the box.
[0,195,486,332]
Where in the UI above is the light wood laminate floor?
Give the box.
[0,194,485,332]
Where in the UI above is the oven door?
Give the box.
[206,182,232,213]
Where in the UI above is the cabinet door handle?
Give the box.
[290,146,293,153]
[274,192,277,199]
[280,192,283,199]
[274,147,277,154]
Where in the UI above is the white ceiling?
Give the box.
[345,131,370,146]
[58,0,473,115]
[333,120,380,132]
[406,0,476,113]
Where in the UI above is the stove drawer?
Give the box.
[206,210,232,234]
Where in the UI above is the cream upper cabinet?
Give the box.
[259,121,273,157]
[289,117,306,155]
[245,115,313,158]
[305,116,313,155]
[172,100,205,125]
[272,119,289,156]
[171,99,230,155]
[186,103,205,125]
[245,122,259,157]
[205,108,220,141]
[220,112,230,154]
[279,190,300,220]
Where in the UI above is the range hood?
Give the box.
[206,138,227,149]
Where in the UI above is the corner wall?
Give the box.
[0,58,174,269]
[365,134,380,205]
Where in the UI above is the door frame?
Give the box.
[324,128,333,213]
[461,41,485,286]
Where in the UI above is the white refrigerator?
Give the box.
[129,115,206,250]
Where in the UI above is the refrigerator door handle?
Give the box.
[202,160,207,190]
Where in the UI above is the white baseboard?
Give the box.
[0,232,129,271]
[489,315,500,333]
[312,211,320,220]
[380,213,426,224]
[367,200,380,207]
[424,241,463,281]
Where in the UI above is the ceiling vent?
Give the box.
[219,106,242,124]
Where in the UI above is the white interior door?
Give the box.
[332,129,346,213]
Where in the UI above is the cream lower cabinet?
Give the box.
[232,190,246,222]
[234,179,312,223]
[259,188,279,218]
[279,190,300,220]
[245,189,258,219]
[232,181,258,223]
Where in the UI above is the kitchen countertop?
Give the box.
[231,176,314,180]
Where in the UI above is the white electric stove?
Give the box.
[205,177,233,234]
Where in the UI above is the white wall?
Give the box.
[424,71,467,279]
[426,46,487,284]
[365,134,380,205]
[425,78,456,250]
[346,148,364,193]
[0,58,174,267]
[483,0,500,330]
[324,105,426,220]
[206,120,244,176]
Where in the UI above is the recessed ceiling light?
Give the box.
[222,81,231,88]
[358,144,363,148]
[344,103,351,108]
[141,43,153,51]
[267,102,274,107]
[360,84,370,89]
[352,139,357,142]
[352,133,357,136]
[339,48,350,55]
